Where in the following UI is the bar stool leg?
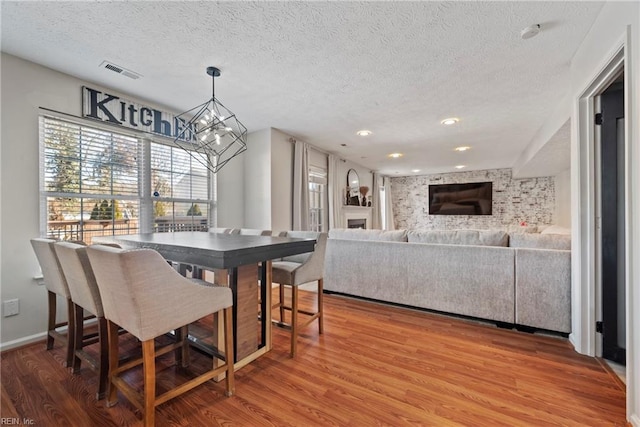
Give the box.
[72,304,83,373]
[279,284,285,322]
[97,317,109,400]
[65,298,75,368]
[142,340,156,427]
[106,320,120,407]
[46,291,56,350]
[291,286,298,357]
[318,278,324,335]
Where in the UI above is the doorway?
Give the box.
[597,73,626,365]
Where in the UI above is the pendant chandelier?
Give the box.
[173,66,247,174]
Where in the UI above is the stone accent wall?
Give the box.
[391,168,555,230]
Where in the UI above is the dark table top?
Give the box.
[95,232,317,269]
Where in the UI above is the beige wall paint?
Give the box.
[269,129,294,233]
[241,129,271,229]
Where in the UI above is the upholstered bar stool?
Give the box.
[54,241,109,400]
[86,245,234,427]
[30,238,75,367]
[271,231,327,357]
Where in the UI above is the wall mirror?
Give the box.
[346,168,360,205]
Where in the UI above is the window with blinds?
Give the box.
[40,116,213,242]
[41,117,140,243]
[150,144,210,232]
[308,166,327,232]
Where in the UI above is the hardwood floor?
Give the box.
[1,291,628,426]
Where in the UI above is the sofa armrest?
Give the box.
[515,248,571,333]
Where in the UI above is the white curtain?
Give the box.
[383,176,395,230]
[328,154,342,230]
[292,140,310,230]
[372,172,382,229]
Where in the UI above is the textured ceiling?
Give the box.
[1,1,603,176]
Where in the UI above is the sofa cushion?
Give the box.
[407,229,508,247]
[500,225,539,234]
[328,229,408,242]
[540,225,571,235]
[509,233,571,250]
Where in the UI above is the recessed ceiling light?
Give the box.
[356,130,372,136]
[441,118,459,126]
[455,165,466,169]
[412,169,421,173]
[454,146,471,152]
[388,153,403,158]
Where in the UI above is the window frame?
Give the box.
[308,165,327,232]
[39,114,216,242]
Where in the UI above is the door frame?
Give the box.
[595,78,626,362]
[573,44,624,357]
[573,32,633,417]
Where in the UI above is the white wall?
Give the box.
[217,149,245,229]
[554,169,571,228]
[567,2,639,424]
[242,129,271,229]
[270,129,294,233]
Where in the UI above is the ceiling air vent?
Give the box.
[99,61,142,80]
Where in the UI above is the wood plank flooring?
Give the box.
[1,291,628,426]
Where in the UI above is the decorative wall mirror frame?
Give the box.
[346,169,360,205]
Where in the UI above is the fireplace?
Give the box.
[347,218,366,229]
[343,207,371,229]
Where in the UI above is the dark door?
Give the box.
[599,79,625,365]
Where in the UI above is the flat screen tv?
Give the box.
[428,182,492,215]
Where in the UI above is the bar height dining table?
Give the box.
[93,232,317,368]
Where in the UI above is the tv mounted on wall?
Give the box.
[428,182,493,215]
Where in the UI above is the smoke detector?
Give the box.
[521,24,541,40]
[99,61,142,80]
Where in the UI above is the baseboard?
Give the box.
[568,332,579,352]
[1,317,97,353]
[0,331,48,352]
[630,413,639,427]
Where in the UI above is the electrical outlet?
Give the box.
[3,299,19,317]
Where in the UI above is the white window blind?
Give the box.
[41,116,140,243]
[150,143,210,232]
[40,115,214,241]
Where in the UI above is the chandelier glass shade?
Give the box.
[173,66,247,174]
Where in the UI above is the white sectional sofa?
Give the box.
[324,228,572,334]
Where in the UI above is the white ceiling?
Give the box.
[1,1,603,176]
